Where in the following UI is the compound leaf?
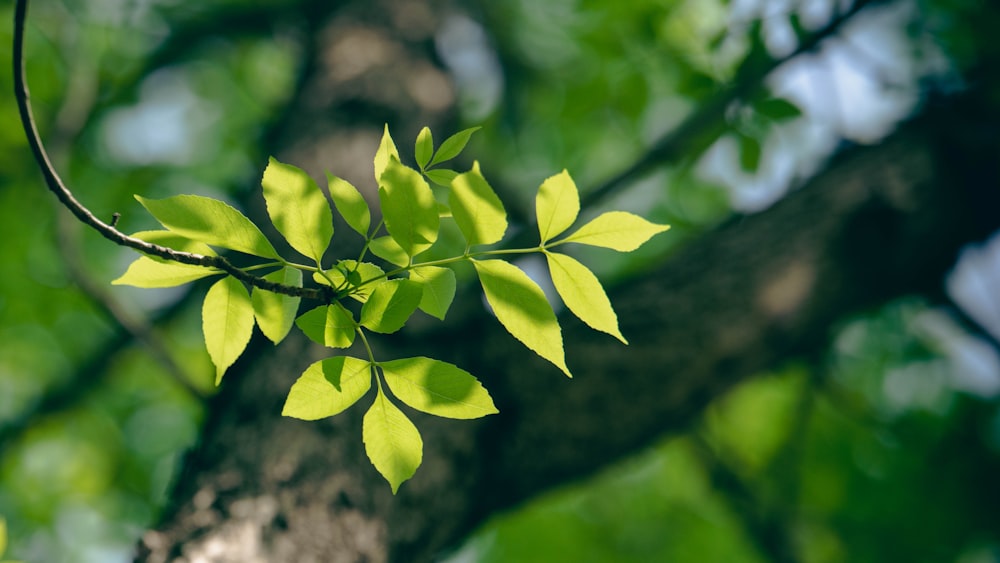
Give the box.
[261,157,333,263]
[113,257,221,288]
[203,276,255,384]
[360,279,422,334]
[282,356,372,420]
[409,266,456,320]
[323,260,386,302]
[450,162,507,246]
[546,251,626,344]
[374,124,399,182]
[369,235,409,267]
[251,266,302,344]
[327,173,371,237]
[136,194,279,259]
[296,304,356,348]
[380,356,498,419]
[561,211,670,251]
[415,126,433,170]
[536,170,580,244]
[472,259,570,377]
[363,388,422,494]
[429,126,480,167]
[378,159,439,258]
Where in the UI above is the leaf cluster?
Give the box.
[114,125,669,491]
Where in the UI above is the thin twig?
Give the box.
[13,0,332,302]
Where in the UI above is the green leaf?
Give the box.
[380,356,498,419]
[136,194,279,259]
[378,159,439,257]
[0,517,6,557]
[369,235,409,267]
[415,126,433,170]
[409,266,456,320]
[323,260,386,303]
[112,256,222,288]
[472,259,570,377]
[561,211,670,251]
[424,168,458,187]
[296,304,356,348]
[131,229,217,255]
[203,276,255,385]
[374,123,399,182]
[545,251,626,344]
[261,157,333,263]
[282,356,372,420]
[450,161,508,246]
[429,126,480,167]
[756,97,802,121]
[251,266,302,344]
[360,279,422,334]
[364,388,422,494]
[739,133,762,172]
[327,173,371,237]
[536,169,580,244]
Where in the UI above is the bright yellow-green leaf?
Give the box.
[251,266,302,344]
[374,123,399,182]
[136,194,279,258]
[560,211,670,251]
[322,260,386,302]
[409,266,456,320]
[261,157,333,263]
[450,161,507,246]
[282,356,372,420]
[415,126,433,169]
[112,256,222,288]
[203,276,255,385]
[131,230,217,256]
[424,168,458,187]
[360,279,422,334]
[369,235,409,267]
[429,126,480,167]
[378,159,439,257]
[363,388,422,494]
[327,173,371,236]
[545,251,626,344]
[380,356,498,419]
[536,169,580,244]
[472,259,570,377]
[296,304,356,348]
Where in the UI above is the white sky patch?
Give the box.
[436,14,504,121]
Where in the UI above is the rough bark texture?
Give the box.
[133,2,1000,561]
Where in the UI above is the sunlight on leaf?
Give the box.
[137,194,279,258]
[415,126,434,170]
[361,279,422,334]
[261,157,333,264]
[428,126,481,167]
[364,388,423,494]
[296,304,356,348]
[380,356,498,419]
[409,266,457,320]
[283,356,372,420]
[536,170,580,244]
[546,251,626,343]
[374,124,400,182]
[327,173,371,237]
[378,159,439,257]
[251,266,302,344]
[203,276,255,384]
[450,161,508,246]
[561,211,670,251]
[112,256,222,288]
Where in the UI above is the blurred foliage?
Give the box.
[2,0,1000,561]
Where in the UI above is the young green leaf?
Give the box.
[113,257,222,288]
[415,126,433,170]
[296,304,356,348]
[428,126,481,167]
[251,266,302,344]
[360,279,422,334]
[756,97,802,121]
[203,276,255,384]
[450,161,507,246]
[374,124,400,182]
[380,356,498,419]
[323,260,386,302]
[261,157,333,264]
[545,251,626,344]
[364,388,423,494]
[282,356,372,420]
[136,194,279,259]
[378,159,439,258]
[424,168,458,187]
[472,259,571,377]
[131,229,217,255]
[369,235,409,267]
[738,133,762,173]
[327,173,371,237]
[536,170,580,244]
[409,266,456,320]
[560,211,670,251]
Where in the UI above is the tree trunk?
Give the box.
[133,2,1000,560]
